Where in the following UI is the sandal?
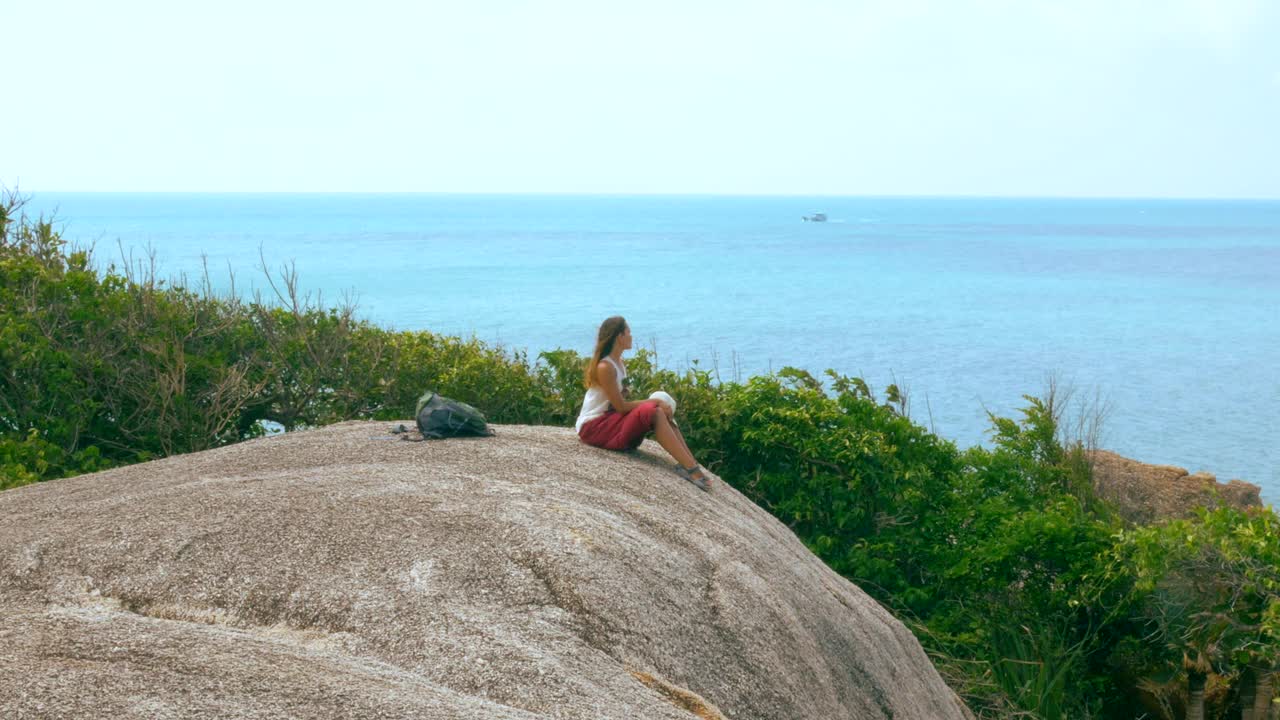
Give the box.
[675,464,711,492]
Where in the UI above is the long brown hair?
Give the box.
[584,316,628,388]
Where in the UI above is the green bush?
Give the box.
[1092,506,1280,719]
[1,196,264,476]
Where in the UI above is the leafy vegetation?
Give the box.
[3,193,1277,719]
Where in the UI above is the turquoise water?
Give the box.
[25,193,1280,501]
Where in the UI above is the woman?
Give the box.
[575,316,712,491]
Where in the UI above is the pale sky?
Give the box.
[6,0,1279,197]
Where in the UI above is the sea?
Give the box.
[21,193,1280,503]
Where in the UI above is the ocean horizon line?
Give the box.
[14,189,1280,203]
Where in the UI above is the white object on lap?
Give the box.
[648,390,676,415]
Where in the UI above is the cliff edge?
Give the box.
[0,422,970,719]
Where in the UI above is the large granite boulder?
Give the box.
[1,422,971,719]
[1088,450,1262,525]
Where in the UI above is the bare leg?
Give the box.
[669,421,695,464]
[652,411,697,468]
[653,413,709,483]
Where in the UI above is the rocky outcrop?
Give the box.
[0,422,970,719]
[1089,450,1262,525]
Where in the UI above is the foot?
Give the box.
[676,464,711,492]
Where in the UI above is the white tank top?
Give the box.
[575,356,625,433]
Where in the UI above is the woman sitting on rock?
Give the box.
[575,316,712,491]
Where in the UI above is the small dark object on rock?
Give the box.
[415,391,495,439]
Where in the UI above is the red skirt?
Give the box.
[578,401,660,451]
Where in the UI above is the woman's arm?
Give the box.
[598,361,668,416]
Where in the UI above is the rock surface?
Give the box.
[0,422,970,719]
[1089,450,1262,525]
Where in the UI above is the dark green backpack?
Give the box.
[414,391,495,439]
